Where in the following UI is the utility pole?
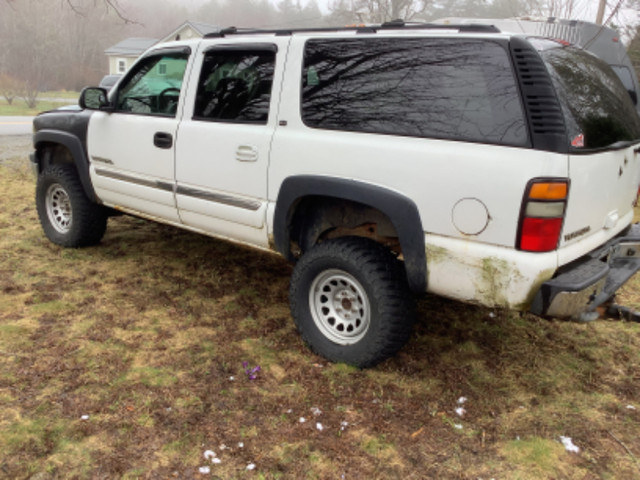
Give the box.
[595,0,606,25]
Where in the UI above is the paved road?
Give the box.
[0,116,34,136]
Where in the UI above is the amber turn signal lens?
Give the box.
[528,182,568,200]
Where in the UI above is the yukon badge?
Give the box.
[564,226,591,242]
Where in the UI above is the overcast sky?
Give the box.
[285,0,637,26]
[179,0,638,28]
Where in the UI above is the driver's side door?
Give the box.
[87,47,191,223]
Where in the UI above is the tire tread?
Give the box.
[290,236,415,367]
[36,165,107,247]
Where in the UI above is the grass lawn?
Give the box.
[0,91,80,116]
[1,148,640,479]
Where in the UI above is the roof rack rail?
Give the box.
[203,22,500,39]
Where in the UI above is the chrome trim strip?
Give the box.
[94,169,174,192]
[91,156,114,165]
[176,185,262,211]
[94,169,262,212]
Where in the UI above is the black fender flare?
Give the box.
[273,175,426,293]
[33,129,99,203]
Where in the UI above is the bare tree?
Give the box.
[3,0,137,23]
[329,0,432,24]
[0,74,20,104]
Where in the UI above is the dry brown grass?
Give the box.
[1,143,640,479]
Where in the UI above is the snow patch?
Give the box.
[559,436,580,453]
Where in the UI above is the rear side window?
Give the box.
[611,65,635,93]
[302,38,528,147]
[193,49,276,124]
[536,39,640,149]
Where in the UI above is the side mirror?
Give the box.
[79,87,112,111]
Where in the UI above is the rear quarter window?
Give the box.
[535,39,640,149]
[301,37,529,147]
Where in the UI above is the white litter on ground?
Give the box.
[455,407,466,417]
[246,463,256,470]
[560,436,580,453]
[454,424,463,430]
[340,421,349,431]
[203,450,216,461]
[212,458,221,464]
[457,397,467,404]
[316,422,324,431]
[299,417,306,423]
[229,376,235,381]
[626,405,636,410]
[198,466,210,474]
[238,442,244,448]
[311,406,322,416]
[80,415,89,421]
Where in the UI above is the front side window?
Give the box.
[535,39,640,149]
[193,48,276,124]
[302,38,528,147]
[116,53,189,117]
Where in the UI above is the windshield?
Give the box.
[533,38,640,150]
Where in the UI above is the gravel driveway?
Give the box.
[0,135,31,167]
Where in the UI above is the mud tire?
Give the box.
[290,237,415,368]
[36,165,107,247]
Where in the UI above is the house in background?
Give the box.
[162,21,220,42]
[104,21,219,75]
[104,38,158,75]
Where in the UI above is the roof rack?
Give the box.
[204,21,500,39]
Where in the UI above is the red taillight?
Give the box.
[520,217,564,251]
[517,179,569,252]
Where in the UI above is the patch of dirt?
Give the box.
[0,135,31,166]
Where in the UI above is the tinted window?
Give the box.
[535,39,640,149]
[302,38,528,147]
[611,65,635,92]
[116,53,188,117]
[193,49,275,124]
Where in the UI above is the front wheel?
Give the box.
[36,165,107,247]
[290,237,415,368]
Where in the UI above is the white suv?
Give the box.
[31,22,640,367]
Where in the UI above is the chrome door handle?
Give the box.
[236,145,258,162]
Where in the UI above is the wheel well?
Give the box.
[288,196,400,258]
[35,142,74,175]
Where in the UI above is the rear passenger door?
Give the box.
[175,39,289,247]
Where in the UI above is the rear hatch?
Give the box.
[536,39,640,261]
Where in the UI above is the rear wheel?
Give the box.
[36,165,107,247]
[290,237,415,368]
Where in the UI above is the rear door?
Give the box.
[174,38,290,247]
[537,41,640,261]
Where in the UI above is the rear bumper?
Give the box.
[531,223,640,319]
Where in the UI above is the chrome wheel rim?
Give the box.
[309,269,370,345]
[46,183,72,234]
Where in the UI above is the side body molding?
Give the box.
[273,176,427,293]
[33,129,99,202]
